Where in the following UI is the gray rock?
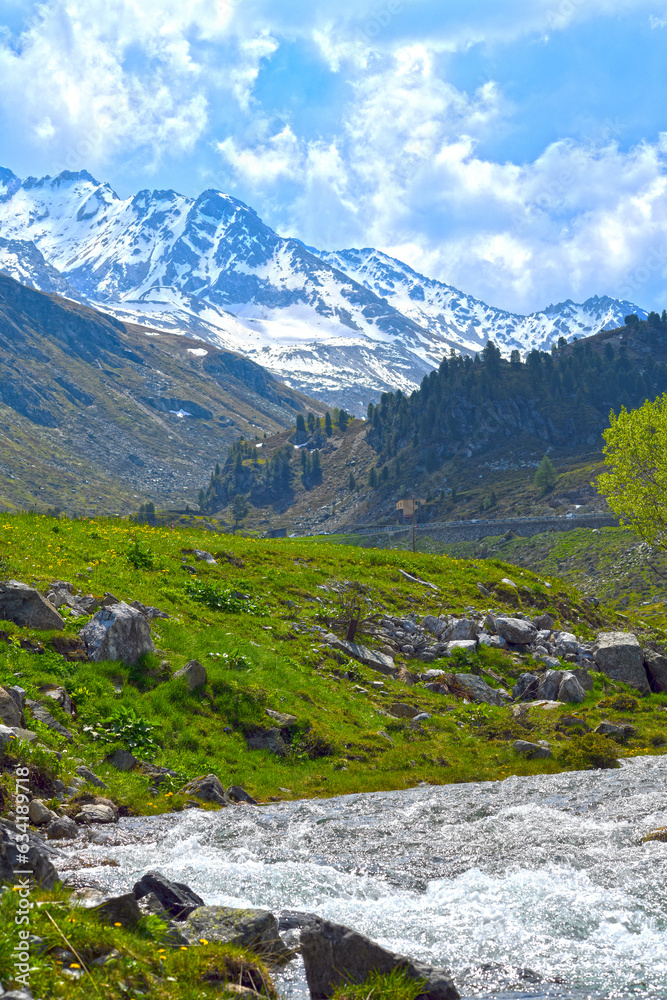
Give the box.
[513,740,553,759]
[0,726,37,748]
[446,639,477,654]
[536,671,562,702]
[80,602,154,667]
[300,917,459,999]
[74,890,140,928]
[182,548,217,564]
[177,773,230,806]
[75,765,108,789]
[494,617,537,646]
[134,870,205,920]
[421,614,447,636]
[0,579,65,630]
[8,686,26,713]
[183,905,291,962]
[532,613,555,630]
[77,803,118,824]
[245,727,288,757]
[0,724,17,749]
[324,635,396,676]
[573,668,594,692]
[28,799,55,826]
[0,686,24,728]
[41,686,73,715]
[227,785,258,805]
[557,672,586,704]
[443,618,478,642]
[454,674,504,707]
[101,592,121,608]
[129,600,170,621]
[265,708,298,728]
[46,815,79,840]
[25,700,74,740]
[644,649,667,693]
[594,721,630,743]
[174,659,207,691]
[553,632,580,654]
[388,703,420,719]
[106,748,139,771]
[592,632,649,693]
[401,644,415,655]
[0,818,60,887]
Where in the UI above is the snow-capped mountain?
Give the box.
[0,168,647,412]
[316,247,647,356]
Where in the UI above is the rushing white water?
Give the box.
[57,757,667,999]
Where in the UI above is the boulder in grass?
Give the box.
[227,785,258,805]
[174,659,207,691]
[106,748,139,772]
[592,632,649,693]
[183,905,292,963]
[25,700,74,740]
[0,818,60,887]
[245,727,288,757]
[557,672,586,704]
[177,774,229,807]
[0,580,65,630]
[643,649,667,693]
[513,740,553,760]
[494,618,537,646]
[454,674,504,707]
[300,917,459,999]
[0,686,24,729]
[80,602,154,667]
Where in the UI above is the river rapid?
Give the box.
[58,756,667,1000]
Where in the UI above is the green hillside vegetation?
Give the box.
[1,514,666,828]
[0,275,323,517]
[366,315,667,480]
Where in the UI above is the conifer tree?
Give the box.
[534,454,557,492]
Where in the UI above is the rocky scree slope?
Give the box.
[0,167,647,413]
[0,274,323,514]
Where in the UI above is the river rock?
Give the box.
[177,773,230,806]
[227,785,258,805]
[0,686,24,728]
[0,580,65,630]
[245,727,288,757]
[324,635,396,676]
[28,799,56,826]
[174,659,207,691]
[72,888,141,928]
[80,602,155,667]
[454,674,504,707]
[643,649,667,693]
[513,740,553,759]
[494,618,537,645]
[133,870,205,919]
[46,815,79,840]
[592,632,649,693]
[0,818,60,887]
[300,917,459,999]
[183,905,291,962]
[557,672,586,704]
[76,802,118,824]
[25,700,74,740]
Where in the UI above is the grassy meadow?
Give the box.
[0,512,665,819]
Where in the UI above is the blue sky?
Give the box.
[0,0,665,314]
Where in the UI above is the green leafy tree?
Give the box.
[534,454,557,492]
[597,393,667,548]
[230,493,249,532]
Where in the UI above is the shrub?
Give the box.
[558,733,620,770]
[83,706,160,753]
[184,579,264,615]
[126,539,157,570]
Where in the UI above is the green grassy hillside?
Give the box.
[1,514,666,824]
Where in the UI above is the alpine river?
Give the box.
[58,755,667,1000]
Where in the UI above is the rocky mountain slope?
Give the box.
[0,168,647,413]
[0,274,322,514]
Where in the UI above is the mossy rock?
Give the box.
[642,827,667,843]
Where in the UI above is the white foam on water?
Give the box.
[57,756,667,998]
